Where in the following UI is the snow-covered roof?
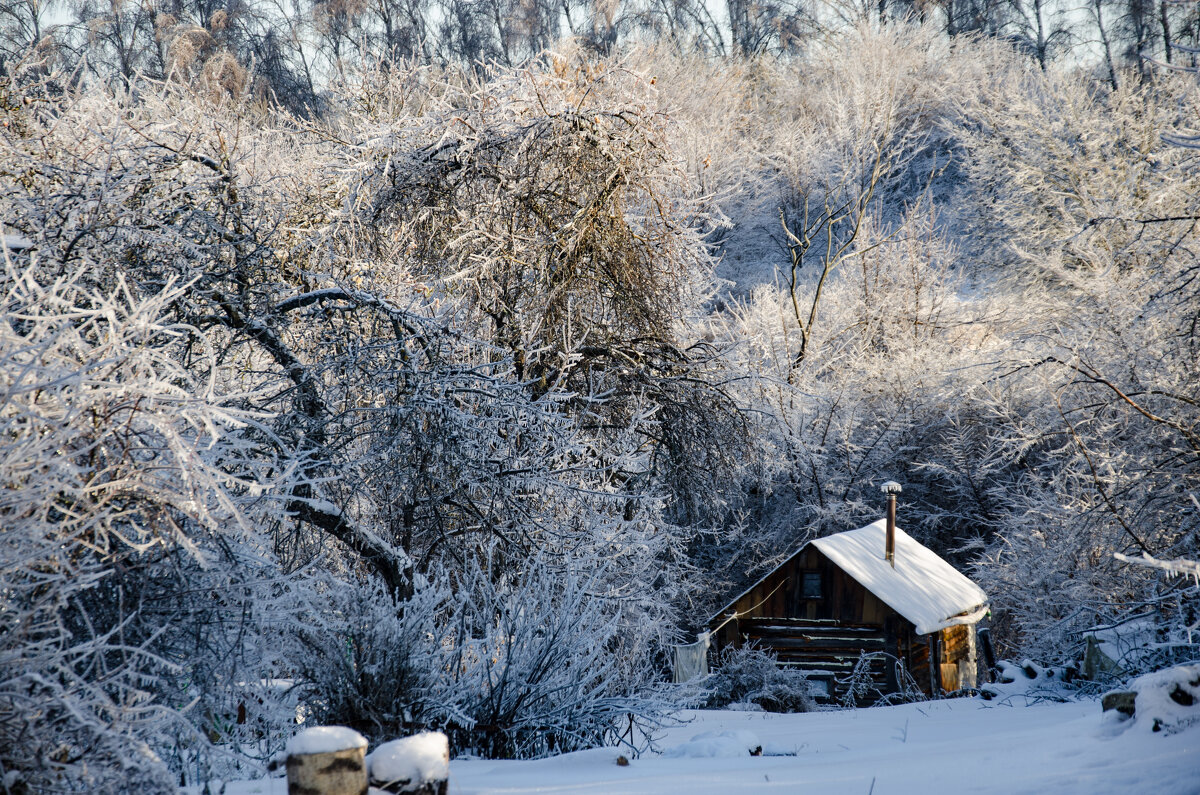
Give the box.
[709,519,988,635]
[811,519,988,635]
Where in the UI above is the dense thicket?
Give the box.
[1,16,1198,793]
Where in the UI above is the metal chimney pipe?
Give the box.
[881,481,902,567]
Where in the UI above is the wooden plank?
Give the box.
[743,583,761,616]
[884,616,899,693]
[941,663,960,691]
[744,637,886,650]
[941,624,972,661]
[747,641,887,652]
[745,633,887,644]
[753,582,768,617]
[744,624,885,634]
[830,566,844,618]
[774,658,886,671]
[774,659,889,670]
[737,618,885,630]
[745,630,887,641]
[773,650,887,661]
[863,591,887,625]
[767,644,889,655]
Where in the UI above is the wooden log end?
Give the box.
[286,728,369,795]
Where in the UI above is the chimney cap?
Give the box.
[881,481,902,495]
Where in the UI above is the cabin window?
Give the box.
[801,571,822,599]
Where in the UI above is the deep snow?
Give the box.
[223,697,1199,795]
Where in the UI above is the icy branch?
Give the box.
[1114,553,1200,585]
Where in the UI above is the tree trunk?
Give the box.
[1160,0,1173,64]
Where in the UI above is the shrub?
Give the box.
[704,645,815,713]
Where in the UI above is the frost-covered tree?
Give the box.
[0,258,291,791]
[939,62,1200,663]
[1,47,749,772]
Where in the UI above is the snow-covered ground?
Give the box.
[224,697,1199,795]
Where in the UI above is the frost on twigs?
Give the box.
[5,22,1198,789]
[342,53,714,386]
[703,645,816,713]
[1114,552,1200,586]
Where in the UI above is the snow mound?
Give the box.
[1127,664,1200,735]
[286,725,368,755]
[662,729,762,758]
[368,731,449,790]
[981,659,1074,703]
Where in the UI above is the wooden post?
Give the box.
[978,626,997,683]
[927,633,942,698]
[286,726,369,795]
[962,623,979,690]
[884,616,899,694]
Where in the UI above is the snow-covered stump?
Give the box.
[286,726,369,795]
[367,732,450,795]
[1104,664,1200,734]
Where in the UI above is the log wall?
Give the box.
[712,546,979,700]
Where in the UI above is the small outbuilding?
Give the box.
[708,511,989,702]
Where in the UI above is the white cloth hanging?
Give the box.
[672,631,711,683]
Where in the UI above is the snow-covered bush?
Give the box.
[0,54,725,772]
[5,21,1200,779]
[0,264,281,792]
[835,652,929,708]
[291,577,448,740]
[953,70,1200,669]
[293,554,675,759]
[704,646,815,713]
[706,40,1199,678]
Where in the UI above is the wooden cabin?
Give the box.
[709,519,988,702]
